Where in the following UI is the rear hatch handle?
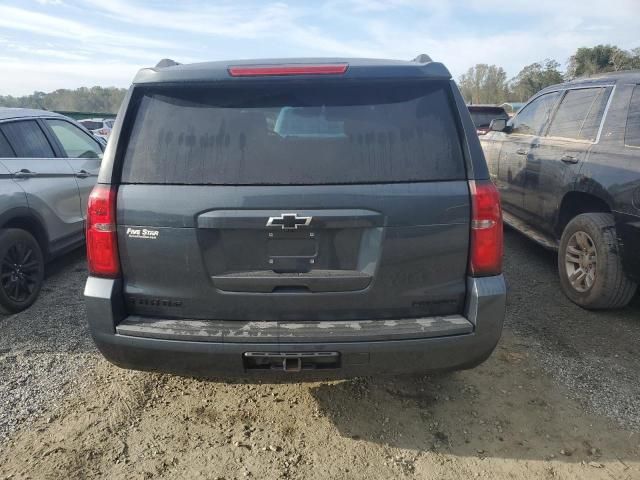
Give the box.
[211,270,372,293]
[197,209,384,230]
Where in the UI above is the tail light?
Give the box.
[469,180,503,276]
[228,64,348,77]
[87,185,120,277]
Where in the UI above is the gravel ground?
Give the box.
[0,232,639,479]
[502,227,640,432]
[0,249,95,443]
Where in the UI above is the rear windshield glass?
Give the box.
[79,121,102,130]
[469,110,508,128]
[120,81,465,185]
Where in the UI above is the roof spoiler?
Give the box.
[155,58,181,68]
[412,54,433,63]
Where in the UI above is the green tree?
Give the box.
[509,59,564,102]
[567,44,640,79]
[458,64,510,104]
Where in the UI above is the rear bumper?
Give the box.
[85,275,506,380]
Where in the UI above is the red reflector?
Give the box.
[86,185,120,278]
[469,180,503,277]
[228,64,348,77]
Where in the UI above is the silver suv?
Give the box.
[0,108,104,313]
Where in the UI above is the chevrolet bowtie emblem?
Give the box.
[266,213,312,230]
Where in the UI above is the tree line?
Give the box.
[0,86,126,114]
[460,44,640,105]
[0,45,638,112]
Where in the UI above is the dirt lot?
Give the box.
[1,230,639,479]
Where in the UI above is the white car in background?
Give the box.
[78,118,114,140]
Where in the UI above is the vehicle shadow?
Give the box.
[308,339,638,469]
[45,247,86,279]
[307,229,639,467]
[503,226,640,360]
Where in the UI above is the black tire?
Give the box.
[0,229,45,314]
[558,213,637,309]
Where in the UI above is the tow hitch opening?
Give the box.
[243,352,340,372]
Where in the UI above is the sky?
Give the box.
[0,0,639,96]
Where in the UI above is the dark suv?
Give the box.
[85,57,506,379]
[483,71,640,309]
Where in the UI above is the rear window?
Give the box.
[120,81,465,185]
[469,109,508,128]
[79,121,103,130]
[625,85,640,147]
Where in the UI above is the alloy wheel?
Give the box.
[0,242,41,303]
[564,230,597,293]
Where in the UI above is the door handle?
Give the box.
[515,148,528,155]
[75,169,91,178]
[13,169,37,179]
[561,154,579,164]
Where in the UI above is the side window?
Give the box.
[46,119,102,158]
[547,88,610,141]
[625,85,640,147]
[509,92,560,135]
[0,120,55,158]
[0,130,15,157]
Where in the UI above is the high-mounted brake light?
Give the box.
[86,185,120,277]
[228,64,348,77]
[469,180,503,277]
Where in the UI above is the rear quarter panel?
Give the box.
[579,83,640,280]
[0,161,29,223]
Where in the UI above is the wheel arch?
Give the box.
[0,207,50,259]
[554,186,613,238]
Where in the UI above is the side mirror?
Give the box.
[490,118,507,132]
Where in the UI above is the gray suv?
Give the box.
[85,57,506,379]
[0,108,103,313]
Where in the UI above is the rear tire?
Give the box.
[558,213,637,309]
[0,229,45,314]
